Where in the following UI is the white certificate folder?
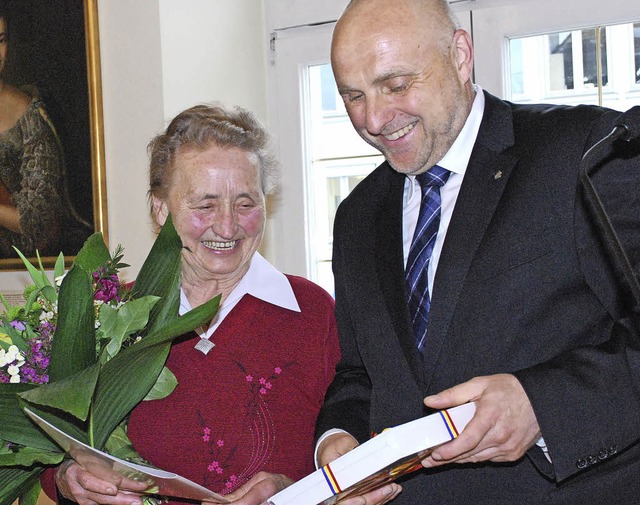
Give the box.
[268,402,476,505]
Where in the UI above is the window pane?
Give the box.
[548,32,574,90]
[307,64,383,293]
[582,28,608,87]
[635,23,640,84]
[508,21,640,109]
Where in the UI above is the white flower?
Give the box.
[54,274,67,287]
[7,345,21,360]
[9,374,20,383]
[0,349,8,367]
[7,363,22,376]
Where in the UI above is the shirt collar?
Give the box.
[406,83,485,187]
[438,84,485,176]
[179,252,300,314]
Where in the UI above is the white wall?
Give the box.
[1,0,269,294]
[159,0,268,121]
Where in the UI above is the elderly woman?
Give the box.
[0,7,90,258]
[44,104,340,505]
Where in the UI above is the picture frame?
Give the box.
[0,0,107,270]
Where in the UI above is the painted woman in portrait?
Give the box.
[0,6,90,259]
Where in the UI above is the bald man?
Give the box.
[315,0,640,503]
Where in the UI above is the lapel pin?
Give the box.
[494,170,503,180]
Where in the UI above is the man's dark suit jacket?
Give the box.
[316,91,640,504]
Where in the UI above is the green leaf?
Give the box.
[19,363,101,421]
[143,366,177,401]
[72,233,111,273]
[0,467,43,505]
[131,215,183,337]
[17,480,42,505]
[90,295,220,449]
[0,384,58,452]
[48,265,96,383]
[98,296,160,363]
[53,252,66,281]
[102,422,132,457]
[0,322,28,353]
[0,446,63,466]
[11,248,49,290]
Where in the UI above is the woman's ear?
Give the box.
[151,195,169,227]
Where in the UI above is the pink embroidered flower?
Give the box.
[203,434,210,442]
[274,366,282,374]
[216,467,224,474]
[245,375,253,382]
[217,439,224,447]
[266,382,272,389]
[203,427,211,435]
[260,388,267,395]
[208,461,220,472]
[259,377,266,385]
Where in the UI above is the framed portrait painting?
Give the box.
[0,0,107,269]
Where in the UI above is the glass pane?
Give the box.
[548,32,574,91]
[508,21,640,109]
[582,28,608,87]
[307,63,383,293]
[635,23,640,84]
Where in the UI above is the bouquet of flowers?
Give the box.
[0,217,220,505]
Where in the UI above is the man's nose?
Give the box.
[364,94,392,136]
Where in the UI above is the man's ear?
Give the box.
[453,28,474,84]
[151,195,169,227]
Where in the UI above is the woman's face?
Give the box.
[0,18,7,77]
[153,143,266,285]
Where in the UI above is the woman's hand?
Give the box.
[204,471,293,505]
[55,457,149,505]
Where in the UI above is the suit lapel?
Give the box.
[374,169,427,385]
[421,95,519,389]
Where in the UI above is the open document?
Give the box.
[268,402,476,505]
[24,407,230,503]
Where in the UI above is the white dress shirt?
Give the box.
[402,85,485,291]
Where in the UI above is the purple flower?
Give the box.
[9,320,26,331]
[93,271,121,303]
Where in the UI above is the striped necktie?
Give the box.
[405,165,451,352]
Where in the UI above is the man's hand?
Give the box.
[317,433,402,505]
[212,471,293,505]
[56,458,149,505]
[421,373,541,467]
[317,432,359,468]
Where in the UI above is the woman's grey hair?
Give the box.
[148,103,279,202]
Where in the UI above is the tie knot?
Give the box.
[415,165,450,190]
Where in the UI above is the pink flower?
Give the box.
[208,461,220,472]
[260,388,267,395]
[266,382,272,389]
[259,377,266,385]
[274,367,282,374]
[217,439,224,447]
[203,434,210,442]
[245,375,253,382]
